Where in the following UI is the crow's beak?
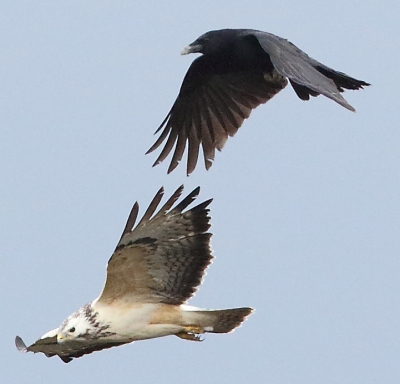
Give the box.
[181,44,202,55]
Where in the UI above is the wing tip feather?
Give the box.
[15,336,28,353]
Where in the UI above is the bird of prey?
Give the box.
[146,28,370,175]
[15,186,253,363]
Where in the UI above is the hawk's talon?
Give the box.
[176,328,204,342]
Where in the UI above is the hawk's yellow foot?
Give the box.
[175,331,203,342]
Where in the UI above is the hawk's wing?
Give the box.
[250,30,369,111]
[15,333,126,363]
[146,58,287,175]
[97,186,213,305]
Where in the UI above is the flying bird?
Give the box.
[146,28,370,175]
[15,186,253,363]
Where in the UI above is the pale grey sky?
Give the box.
[1,1,399,383]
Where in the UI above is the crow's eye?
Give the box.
[68,327,75,333]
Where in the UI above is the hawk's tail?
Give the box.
[181,307,253,335]
[205,308,253,333]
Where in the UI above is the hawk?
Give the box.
[146,28,370,175]
[15,186,253,363]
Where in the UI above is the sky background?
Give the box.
[1,1,399,383]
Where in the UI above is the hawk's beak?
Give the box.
[57,333,66,343]
[181,44,202,55]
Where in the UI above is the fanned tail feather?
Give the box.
[182,307,253,334]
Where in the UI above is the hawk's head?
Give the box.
[57,304,113,343]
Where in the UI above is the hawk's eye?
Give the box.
[68,327,75,333]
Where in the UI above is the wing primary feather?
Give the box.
[155,110,172,134]
[118,202,139,242]
[167,109,191,173]
[135,187,165,228]
[152,185,184,219]
[146,111,172,154]
[152,101,188,168]
[146,125,170,154]
[197,96,215,169]
[172,186,201,213]
[187,125,200,175]
[186,198,213,228]
[315,65,370,90]
[15,336,27,352]
[151,127,178,166]
[191,198,213,211]
[193,93,205,141]
[185,98,203,175]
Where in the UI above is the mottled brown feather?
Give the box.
[98,186,213,305]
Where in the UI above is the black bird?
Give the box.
[147,29,369,175]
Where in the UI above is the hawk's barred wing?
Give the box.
[97,186,213,305]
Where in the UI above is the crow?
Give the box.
[147,29,370,175]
